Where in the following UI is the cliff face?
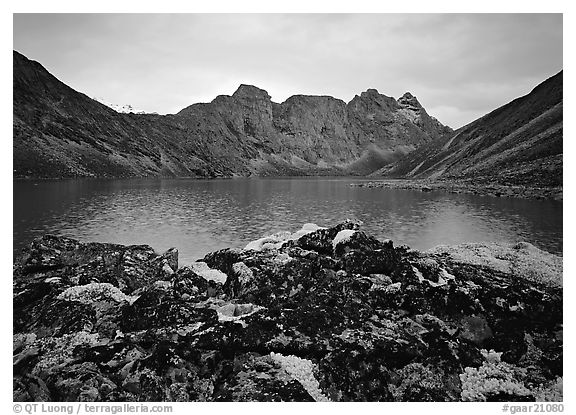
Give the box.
[344,89,453,174]
[375,72,563,187]
[13,51,453,179]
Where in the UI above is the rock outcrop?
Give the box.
[13,50,452,179]
[13,222,562,402]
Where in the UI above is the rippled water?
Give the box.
[13,177,562,265]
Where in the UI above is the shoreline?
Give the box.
[351,179,563,201]
[14,175,563,202]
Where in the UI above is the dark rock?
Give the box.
[296,220,361,255]
[120,286,218,332]
[214,353,315,401]
[458,315,494,346]
[13,221,562,402]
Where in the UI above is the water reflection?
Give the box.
[13,178,562,264]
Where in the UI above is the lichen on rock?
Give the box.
[13,220,562,402]
[460,349,532,401]
[188,262,228,284]
[270,352,329,402]
[243,223,325,252]
[57,282,138,304]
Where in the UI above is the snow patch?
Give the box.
[93,97,152,114]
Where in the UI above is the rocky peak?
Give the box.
[397,92,422,110]
[360,88,381,98]
[352,89,400,113]
[228,85,274,136]
[232,84,272,102]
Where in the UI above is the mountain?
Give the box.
[373,72,563,188]
[13,51,452,179]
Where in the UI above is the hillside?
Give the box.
[373,72,563,188]
[13,51,452,179]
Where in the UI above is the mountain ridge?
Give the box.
[13,50,452,179]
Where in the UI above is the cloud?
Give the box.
[13,13,562,128]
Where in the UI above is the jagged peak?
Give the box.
[362,88,380,96]
[359,88,397,101]
[350,89,399,112]
[232,84,271,101]
[397,92,422,109]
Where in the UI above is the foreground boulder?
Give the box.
[13,223,562,402]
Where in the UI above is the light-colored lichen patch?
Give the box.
[244,223,326,252]
[269,352,329,402]
[332,229,356,249]
[216,303,263,327]
[31,331,101,376]
[428,242,562,288]
[244,231,292,251]
[232,262,254,284]
[534,377,563,402]
[413,266,450,287]
[189,262,228,284]
[272,253,293,265]
[460,349,531,401]
[57,283,138,304]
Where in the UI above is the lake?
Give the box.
[13,177,562,265]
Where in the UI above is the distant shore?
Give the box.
[13,174,563,201]
[351,179,563,201]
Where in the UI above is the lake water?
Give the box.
[13,178,562,265]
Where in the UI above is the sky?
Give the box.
[13,13,562,129]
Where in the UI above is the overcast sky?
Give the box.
[13,13,562,128]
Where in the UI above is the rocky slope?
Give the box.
[13,221,562,401]
[13,51,452,179]
[352,179,563,201]
[373,72,563,188]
